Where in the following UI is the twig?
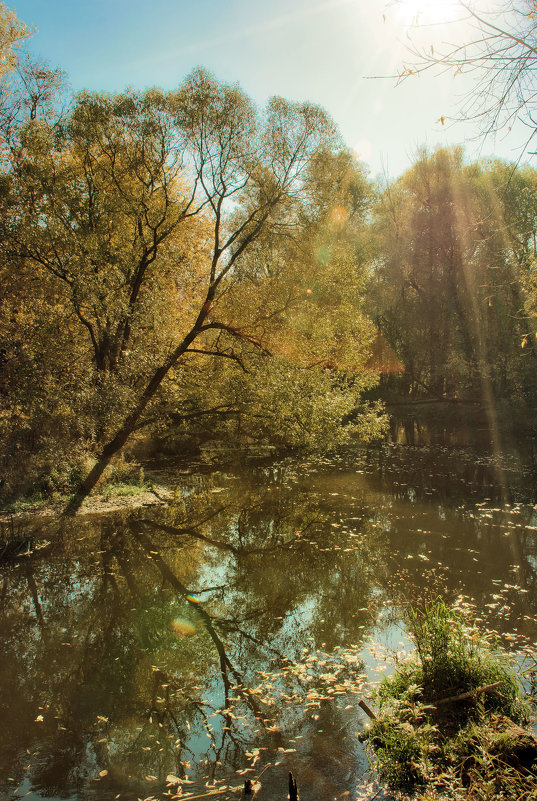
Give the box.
[435,681,503,706]
[358,699,377,720]
[366,791,382,801]
[255,763,271,781]
[174,786,242,801]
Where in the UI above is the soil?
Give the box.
[0,485,175,522]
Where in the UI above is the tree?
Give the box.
[370,146,537,449]
[399,1,537,156]
[159,147,386,452]
[0,2,29,83]
[0,68,383,507]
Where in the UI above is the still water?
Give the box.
[1,445,537,801]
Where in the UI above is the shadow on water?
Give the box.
[1,445,537,800]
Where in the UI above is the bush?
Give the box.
[405,599,525,719]
[365,600,534,799]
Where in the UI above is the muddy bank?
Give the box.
[0,485,174,522]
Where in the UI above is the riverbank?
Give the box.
[0,443,279,520]
[0,482,174,521]
[364,600,537,800]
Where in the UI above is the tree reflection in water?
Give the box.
[1,448,537,800]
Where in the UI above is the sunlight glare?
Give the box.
[392,0,460,26]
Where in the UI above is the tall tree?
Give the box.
[1,68,383,507]
[370,147,537,433]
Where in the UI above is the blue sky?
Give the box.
[9,0,525,178]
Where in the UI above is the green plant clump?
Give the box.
[365,600,535,799]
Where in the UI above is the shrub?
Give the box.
[365,599,533,799]
[404,599,525,720]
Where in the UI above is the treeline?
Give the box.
[369,148,537,449]
[1,7,537,504]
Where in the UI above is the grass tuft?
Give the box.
[365,599,535,800]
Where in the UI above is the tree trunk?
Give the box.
[62,309,212,515]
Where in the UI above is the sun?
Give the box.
[393,0,460,25]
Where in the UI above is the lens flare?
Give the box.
[171,618,196,636]
[186,594,201,604]
[329,205,348,228]
[315,244,331,267]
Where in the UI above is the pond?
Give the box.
[1,445,537,801]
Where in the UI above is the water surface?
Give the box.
[1,446,536,801]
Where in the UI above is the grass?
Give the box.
[0,459,156,513]
[101,481,153,499]
[1,491,50,514]
[365,599,535,800]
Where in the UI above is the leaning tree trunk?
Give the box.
[62,311,210,516]
[63,369,167,515]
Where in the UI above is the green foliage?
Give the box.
[0,60,383,504]
[370,147,537,445]
[406,599,524,717]
[366,601,531,798]
[368,684,439,790]
[227,358,386,451]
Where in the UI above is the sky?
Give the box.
[8,0,527,179]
